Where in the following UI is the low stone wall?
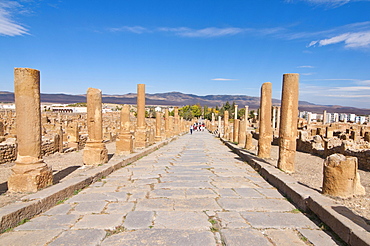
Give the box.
[252,132,370,171]
[0,135,88,164]
[0,142,17,164]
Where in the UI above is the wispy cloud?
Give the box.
[108,25,285,38]
[0,1,29,36]
[300,79,370,103]
[297,65,315,68]
[109,26,149,34]
[159,27,244,37]
[212,78,237,81]
[285,0,368,8]
[309,31,370,48]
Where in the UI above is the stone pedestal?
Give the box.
[245,131,253,150]
[277,74,299,173]
[322,154,365,198]
[135,127,148,148]
[83,88,108,165]
[83,141,108,165]
[8,68,53,192]
[116,104,133,155]
[258,82,272,158]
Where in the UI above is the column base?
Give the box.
[83,141,108,165]
[135,128,148,149]
[116,133,133,155]
[8,160,53,193]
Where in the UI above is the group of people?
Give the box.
[189,122,205,134]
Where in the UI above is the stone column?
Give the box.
[116,104,133,155]
[233,119,240,143]
[8,68,53,192]
[307,112,312,125]
[83,88,108,165]
[276,106,281,129]
[277,74,299,173]
[174,106,179,135]
[244,106,249,129]
[165,108,171,138]
[234,105,238,120]
[323,110,327,125]
[272,106,277,129]
[224,111,229,140]
[218,116,222,137]
[135,84,148,148]
[257,82,272,158]
[169,116,174,137]
[322,154,365,198]
[155,111,162,142]
[238,119,246,147]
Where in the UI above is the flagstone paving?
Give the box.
[0,131,340,245]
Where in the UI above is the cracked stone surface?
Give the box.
[0,131,341,245]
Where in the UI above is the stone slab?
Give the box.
[218,198,295,212]
[104,202,135,214]
[265,229,307,246]
[240,211,318,229]
[173,198,221,211]
[0,229,62,246]
[298,228,339,246]
[70,201,107,215]
[49,229,106,246]
[123,211,154,229]
[135,198,174,211]
[101,229,216,246]
[15,214,79,231]
[154,211,210,230]
[73,214,124,230]
[221,228,273,246]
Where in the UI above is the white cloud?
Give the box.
[310,31,370,48]
[297,65,315,68]
[0,1,28,36]
[212,78,237,81]
[109,26,149,34]
[159,27,245,37]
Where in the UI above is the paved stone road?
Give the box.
[0,131,339,245]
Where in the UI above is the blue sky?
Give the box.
[1,0,370,108]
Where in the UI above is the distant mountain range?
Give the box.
[1,91,369,115]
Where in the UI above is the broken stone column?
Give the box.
[169,116,174,137]
[83,88,108,165]
[116,104,133,155]
[277,73,299,173]
[326,127,333,138]
[322,154,365,198]
[245,131,253,150]
[67,122,79,149]
[155,111,162,142]
[218,116,222,137]
[8,68,53,192]
[135,84,148,148]
[258,82,272,158]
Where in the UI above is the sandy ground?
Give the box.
[258,139,370,225]
[0,137,369,226]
